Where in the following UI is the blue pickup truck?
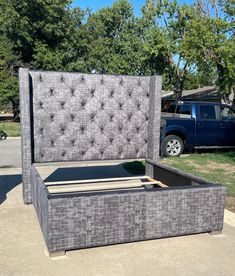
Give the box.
[161,101,235,157]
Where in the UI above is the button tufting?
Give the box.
[80,75,85,82]
[81,100,86,108]
[80,126,85,133]
[33,74,151,162]
[109,114,114,121]
[61,127,65,134]
[49,88,54,95]
[70,114,75,121]
[81,151,85,156]
[90,113,95,121]
[109,90,114,97]
[90,88,95,96]
[39,74,43,82]
[70,88,75,96]
[71,140,75,146]
[50,114,55,121]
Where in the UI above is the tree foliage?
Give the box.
[0,0,234,118]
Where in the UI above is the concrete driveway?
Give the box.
[1,139,235,275]
[0,137,21,168]
[1,167,235,276]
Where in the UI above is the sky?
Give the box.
[72,0,194,16]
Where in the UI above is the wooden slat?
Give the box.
[47,180,159,194]
[45,175,149,186]
[147,177,168,187]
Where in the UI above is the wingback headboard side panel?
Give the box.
[30,71,155,162]
[19,68,33,203]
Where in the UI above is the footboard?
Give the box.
[31,164,225,254]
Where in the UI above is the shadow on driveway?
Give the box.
[0,174,22,204]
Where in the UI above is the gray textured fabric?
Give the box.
[19,68,33,203]
[30,71,154,162]
[31,165,49,246]
[19,69,161,203]
[20,69,225,255]
[31,166,225,253]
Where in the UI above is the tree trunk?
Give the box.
[10,98,20,121]
[221,87,235,106]
[173,77,185,100]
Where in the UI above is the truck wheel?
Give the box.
[164,135,184,157]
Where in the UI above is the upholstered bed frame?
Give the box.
[19,68,225,256]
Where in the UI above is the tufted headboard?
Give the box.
[19,68,162,203]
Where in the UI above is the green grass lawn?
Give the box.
[123,151,235,212]
[0,122,21,137]
[161,152,235,197]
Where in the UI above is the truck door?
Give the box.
[218,105,235,146]
[195,104,221,146]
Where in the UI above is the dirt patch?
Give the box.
[206,161,235,172]
[184,160,212,173]
[226,196,235,213]
[180,160,234,174]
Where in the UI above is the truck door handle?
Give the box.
[220,123,226,128]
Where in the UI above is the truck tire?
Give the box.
[164,135,184,157]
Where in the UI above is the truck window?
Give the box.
[175,104,191,117]
[167,103,176,113]
[181,104,191,115]
[200,105,216,119]
[220,106,235,120]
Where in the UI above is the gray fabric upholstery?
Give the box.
[20,69,225,255]
[19,69,162,203]
[19,68,33,203]
[31,71,157,162]
[31,165,225,253]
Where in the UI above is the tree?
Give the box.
[0,37,20,119]
[80,0,145,75]
[0,0,86,118]
[181,0,235,105]
[138,0,207,97]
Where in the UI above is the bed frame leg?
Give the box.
[48,250,66,257]
[210,230,222,235]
